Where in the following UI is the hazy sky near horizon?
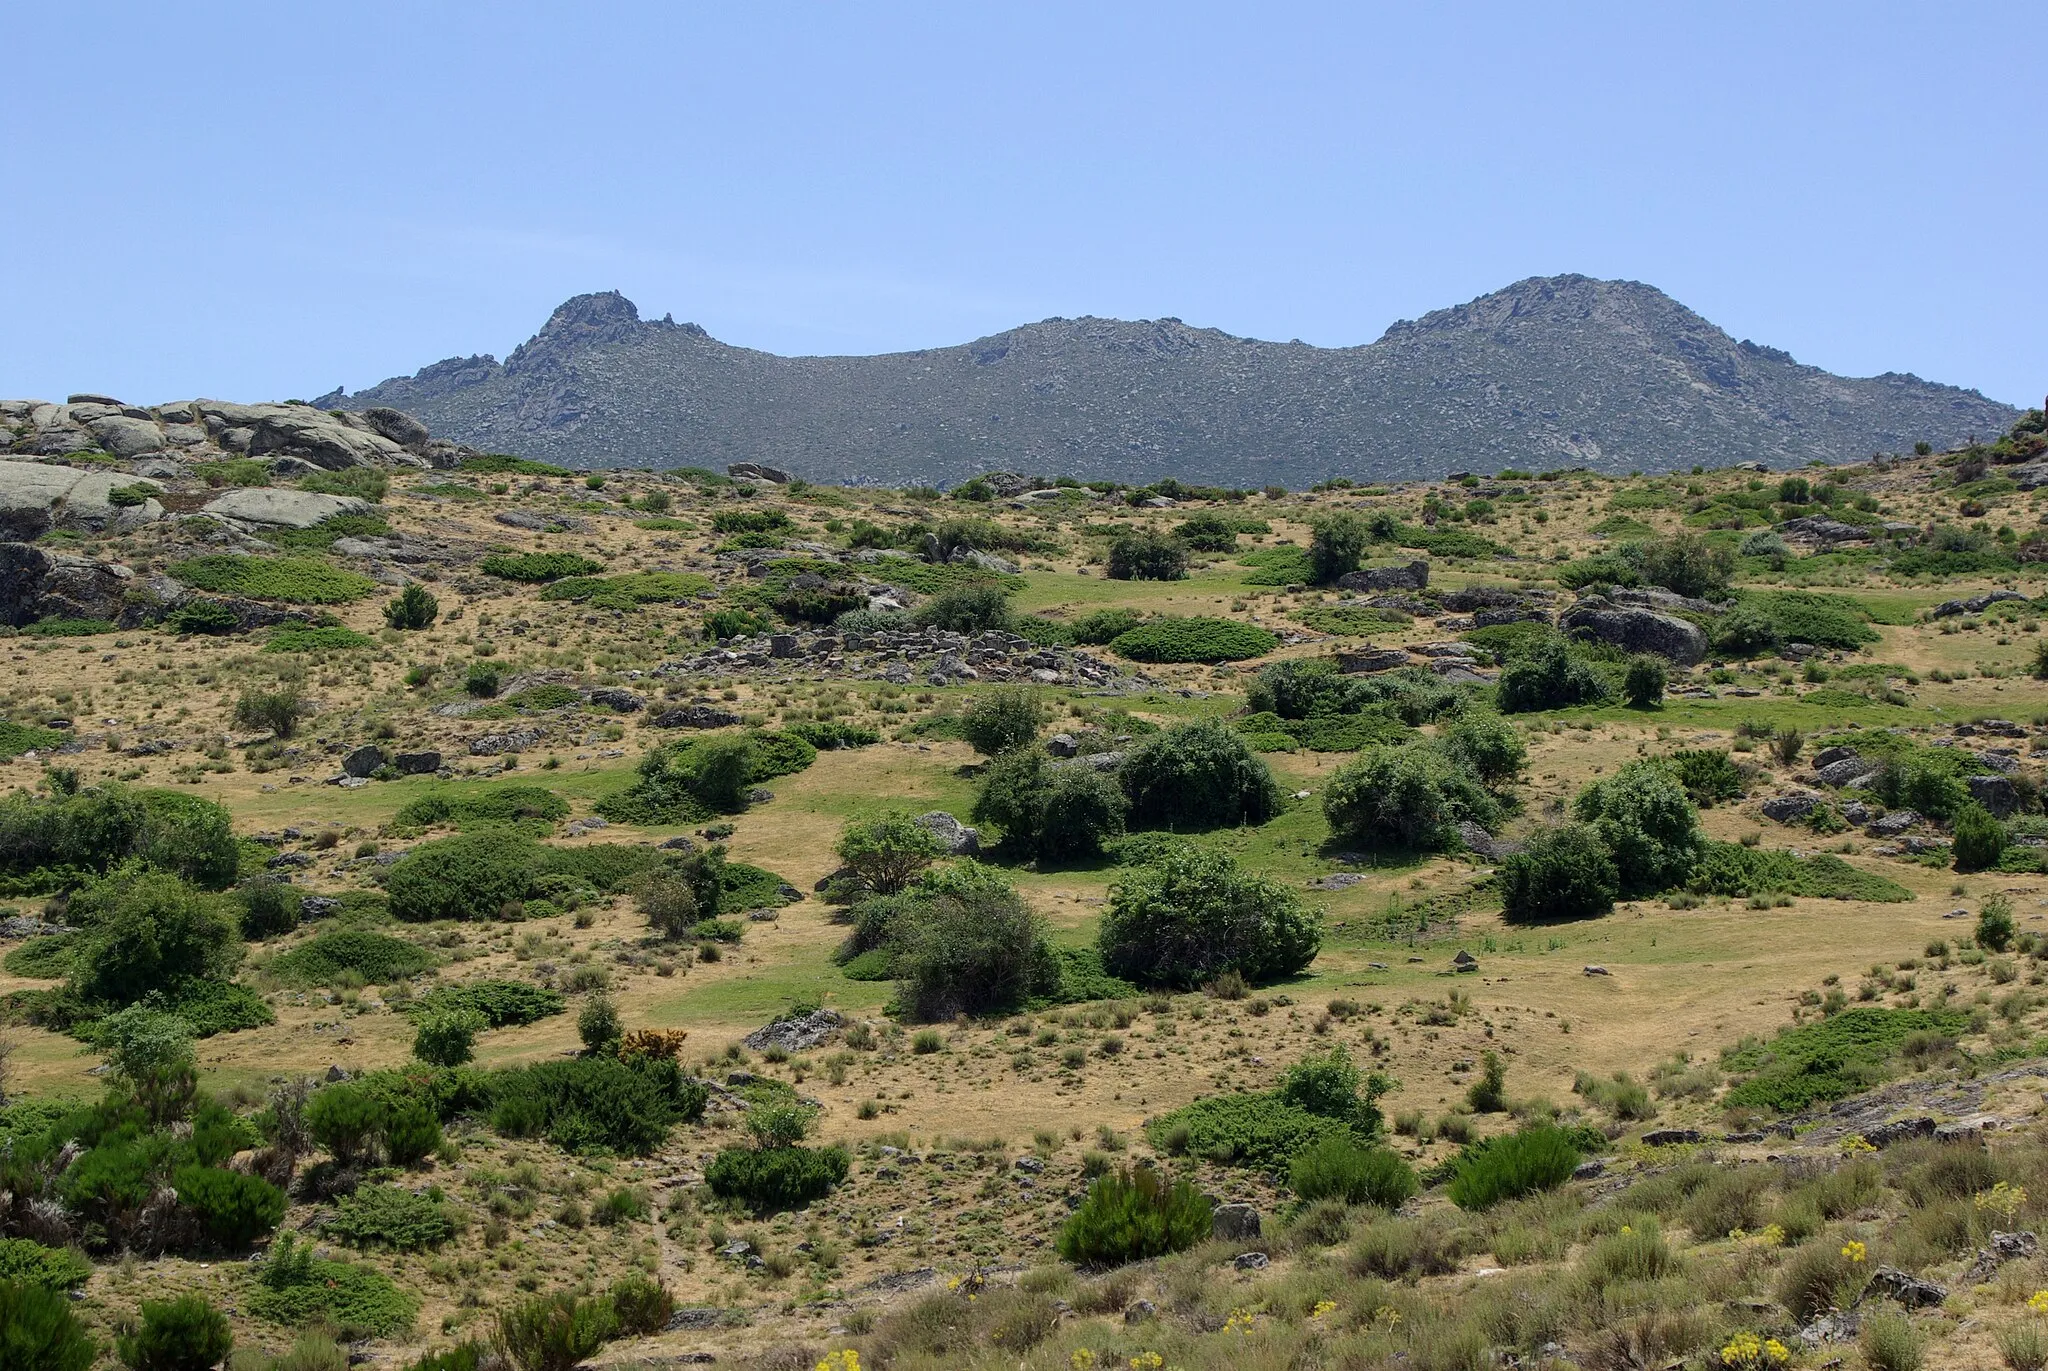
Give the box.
[4,2,2042,408]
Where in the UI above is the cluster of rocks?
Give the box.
[0,395,483,472]
[656,627,1146,691]
[1762,728,2038,833]
[741,1008,848,1053]
[1930,589,2030,618]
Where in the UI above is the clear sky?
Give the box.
[4,2,2041,408]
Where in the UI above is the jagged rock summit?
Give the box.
[320,275,2017,486]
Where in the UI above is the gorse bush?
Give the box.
[1055,1165,1213,1266]
[412,1008,483,1067]
[393,785,570,833]
[1309,511,1369,584]
[595,730,817,823]
[1444,1126,1582,1210]
[268,930,436,986]
[250,1236,418,1338]
[1497,637,1610,712]
[704,1144,850,1213]
[172,1164,285,1249]
[1289,1136,1419,1208]
[325,1184,455,1251]
[382,584,439,630]
[1952,803,2006,872]
[493,1292,616,1371]
[607,1274,673,1337]
[408,980,564,1027]
[970,749,1127,860]
[1099,844,1320,988]
[66,868,242,1012]
[385,830,540,922]
[0,1240,92,1292]
[171,555,377,604]
[485,1054,706,1154]
[889,863,1061,1020]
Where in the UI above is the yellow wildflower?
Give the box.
[815,1353,861,1371]
[1224,1308,1257,1336]
[1130,1355,1164,1371]
[2029,1289,2048,1316]
[1841,1240,1867,1263]
[1841,1134,1877,1154]
[1373,1305,1403,1328]
[1071,1352,1097,1371]
[1310,1300,1337,1319]
[1977,1182,2030,1220]
[1760,1223,1786,1246]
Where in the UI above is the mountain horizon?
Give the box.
[320,274,2019,485]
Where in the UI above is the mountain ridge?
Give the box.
[319,275,2018,484]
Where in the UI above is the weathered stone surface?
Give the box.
[86,415,167,457]
[1812,745,1859,768]
[201,488,370,530]
[1862,1116,1935,1147]
[651,704,741,729]
[586,687,646,712]
[1865,809,1919,836]
[1456,820,1520,861]
[0,460,164,538]
[360,407,431,450]
[1967,774,2020,816]
[0,542,138,627]
[1762,790,1823,823]
[1864,1266,1946,1308]
[1211,1203,1261,1242]
[1335,648,1412,673]
[1931,590,2027,618]
[1559,595,1707,664]
[1640,1129,1704,1146]
[393,751,442,775]
[1815,756,1880,787]
[469,729,542,755]
[743,1008,846,1053]
[728,462,791,483]
[341,745,386,778]
[1335,560,1430,593]
[1779,515,1873,543]
[1608,586,1727,615]
[915,811,979,856]
[193,400,407,469]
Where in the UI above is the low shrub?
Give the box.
[1289,1136,1418,1208]
[382,585,438,630]
[1444,1126,1582,1210]
[386,830,540,922]
[1099,843,1320,988]
[412,1008,483,1067]
[408,980,563,1028]
[1147,1091,1360,1171]
[1108,616,1277,663]
[169,555,376,605]
[607,1273,673,1337]
[704,1144,850,1213]
[960,686,1043,757]
[0,1239,92,1291]
[117,1293,234,1371]
[485,1055,705,1154]
[1106,532,1187,581]
[325,1184,455,1251]
[251,1240,419,1339]
[493,1292,616,1371]
[1322,742,1498,852]
[1499,824,1618,924]
[269,931,436,986]
[1573,761,1704,897]
[1119,719,1283,830]
[1721,1007,1972,1112]
[1055,1165,1212,1266]
[0,1278,96,1371]
[478,552,605,583]
[172,1165,286,1249]
[537,571,712,610]
[1497,638,1609,712]
[393,786,570,833]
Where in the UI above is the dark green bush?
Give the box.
[1623,654,1666,707]
[1720,1008,1973,1113]
[394,786,570,833]
[67,869,241,1011]
[1119,720,1283,830]
[382,585,439,631]
[0,1240,91,1291]
[0,1278,96,1371]
[913,584,1014,633]
[595,731,816,824]
[386,831,540,922]
[1572,761,1704,896]
[493,1292,615,1371]
[1289,1137,1419,1208]
[537,571,713,611]
[1440,711,1526,788]
[269,930,436,985]
[1667,749,1744,806]
[117,1292,234,1371]
[485,1056,702,1154]
[1106,532,1187,581]
[409,980,564,1027]
[237,878,301,940]
[172,1165,285,1249]
[268,623,378,654]
[891,865,1060,1020]
[1321,743,1498,852]
[1099,844,1320,988]
[478,553,605,582]
[1308,512,1369,584]
[1055,1166,1213,1266]
[170,555,376,605]
[704,1145,850,1213]
[1497,638,1609,713]
[412,1009,483,1067]
[607,1274,673,1336]
[1978,896,2016,953]
[326,1184,454,1251]
[1108,616,1277,663]
[1952,803,2006,872]
[249,1236,418,1338]
[1445,1127,1582,1210]
[1071,608,1145,644]
[1499,824,1618,924]
[0,784,237,889]
[970,750,1126,860]
[960,686,1043,757]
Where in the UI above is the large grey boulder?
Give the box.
[0,460,164,538]
[201,488,370,530]
[193,401,407,469]
[1336,560,1430,593]
[1814,755,1881,788]
[1559,595,1707,664]
[1968,774,2021,816]
[86,415,166,457]
[728,462,791,484]
[1932,590,2028,618]
[1779,516,1873,543]
[915,811,980,856]
[1761,791,1823,823]
[359,407,431,450]
[1335,648,1411,673]
[0,543,138,626]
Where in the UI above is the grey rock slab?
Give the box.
[1559,596,1707,664]
[0,459,164,537]
[201,488,370,529]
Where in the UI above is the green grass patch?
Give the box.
[268,930,438,986]
[393,784,571,833]
[0,721,65,760]
[170,555,377,604]
[193,458,270,487]
[1721,1007,1972,1112]
[1733,590,1881,650]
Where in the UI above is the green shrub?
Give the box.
[1106,532,1187,581]
[464,663,501,698]
[393,785,570,833]
[577,994,623,1056]
[413,1008,483,1067]
[458,453,571,476]
[970,750,1126,860]
[169,555,376,604]
[1572,761,1704,896]
[0,720,64,761]
[1238,545,1315,585]
[892,865,1061,1020]
[1978,895,2017,953]
[306,1084,386,1166]
[493,1292,615,1371]
[1623,654,1666,707]
[1108,616,1277,663]
[1684,842,1912,902]
[298,467,388,501]
[1870,749,1973,822]
[704,1145,850,1213]
[607,1274,673,1337]
[269,930,436,985]
[0,1240,91,1291]
[234,683,311,738]
[1777,1241,1860,1322]
[25,616,117,637]
[1440,711,1526,787]
[1635,532,1733,599]
[1290,1137,1418,1208]
[1148,1091,1359,1171]
[1499,824,1618,923]
[382,584,439,630]
[783,720,880,749]
[477,552,605,583]
[1309,512,1369,584]
[1721,1008,1972,1112]
[1055,1165,1213,1266]
[835,810,943,894]
[1072,607,1145,644]
[0,784,238,888]
[913,584,1014,633]
[1953,803,2007,872]
[1100,844,1320,988]
[0,1278,96,1371]
[386,830,540,922]
[960,686,1043,756]
[1119,719,1282,830]
[67,869,241,1010]
[249,1237,418,1338]
[3,934,76,978]
[1667,749,1744,806]
[595,731,816,824]
[1737,590,1881,650]
[326,1184,455,1251]
[1497,638,1609,712]
[407,980,563,1027]
[263,624,375,654]
[1444,1126,1582,1210]
[703,606,770,640]
[117,1293,234,1371]
[1860,1312,1925,1371]
[1322,743,1498,852]
[537,572,712,610]
[173,1165,285,1249]
[485,1056,702,1154]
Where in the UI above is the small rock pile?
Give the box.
[657,627,1147,690]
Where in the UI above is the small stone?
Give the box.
[1232,1252,1269,1271]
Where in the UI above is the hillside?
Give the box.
[319,275,2018,485]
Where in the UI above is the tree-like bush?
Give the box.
[1289,1137,1418,1208]
[1099,844,1320,988]
[1952,803,2006,873]
[0,1277,96,1371]
[1444,1126,1582,1210]
[117,1293,234,1371]
[494,1292,616,1371]
[892,866,1059,1020]
[68,870,241,1012]
[703,1145,850,1213]
[412,1008,483,1067]
[484,1056,701,1154]
[960,686,1043,757]
[237,878,301,940]
[382,584,439,630]
[1119,720,1282,830]
[1322,743,1498,852]
[1499,824,1619,924]
[306,1084,386,1167]
[1497,638,1609,713]
[577,995,624,1056]
[607,1274,673,1337]
[1977,894,2016,952]
[1055,1166,1213,1266]
[834,810,943,894]
[1712,604,1780,658]
[913,584,1013,633]
[386,830,539,922]
[1634,532,1733,599]
[1034,766,1127,860]
[1441,711,1526,788]
[99,1006,199,1126]
[1622,654,1666,708]
[1571,761,1704,897]
[1106,532,1188,581]
[1308,512,1369,585]
[172,1165,286,1249]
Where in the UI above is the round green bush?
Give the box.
[173,1165,286,1249]
[1289,1136,1418,1208]
[1952,803,2006,873]
[1499,823,1618,924]
[1497,638,1609,713]
[494,1291,615,1371]
[1099,844,1321,989]
[1445,1126,1582,1210]
[1106,532,1188,581]
[1321,743,1498,852]
[117,1292,234,1371]
[1119,720,1283,830]
[1055,1166,1213,1266]
[704,1145,850,1213]
[0,1278,97,1371]
[382,584,439,631]
[1622,654,1667,708]
[413,1008,484,1067]
[1309,511,1369,585]
[1035,765,1128,861]
[960,686,1043,757]
[68,870,239,1011]
[1441,711,1527,788]
[1571,761,1704,897]
[386,830,541,922]
[237,878,302,940]
[0,1239,92,1292]
[1108,616,1278,664]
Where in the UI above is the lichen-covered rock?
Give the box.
[1559,595,1707,664]
[1336,560,1430,593]
[201,487,371,530]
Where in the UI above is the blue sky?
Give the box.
[4,2,2042,407]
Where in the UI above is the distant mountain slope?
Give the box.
[320,276,2016,485]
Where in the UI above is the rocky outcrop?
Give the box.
[0,460,163,539]
[1779,515,1874,543]
[1559,594,1707,664]
[1931,590,2028,618]
[1,396,482,474]
[0,543,141,627]
[1336,560,1430,593]
[915,811,980,856]
[201,488,372,530]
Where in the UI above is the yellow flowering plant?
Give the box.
[1840,1239,1867,1263]
[1719,1331,1792,1370]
